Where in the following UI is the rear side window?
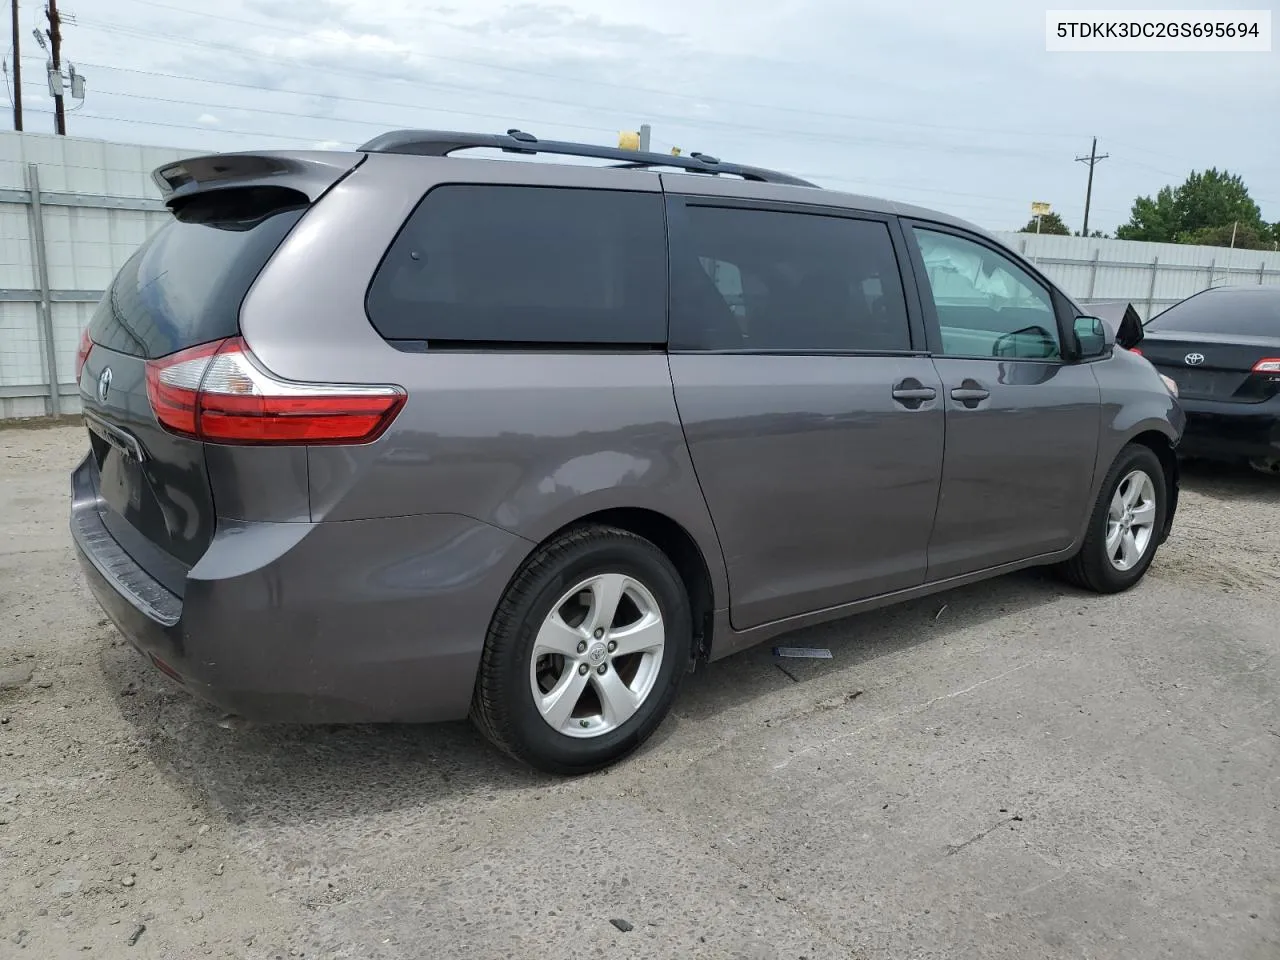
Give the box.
[366,185,668,345]
[89,187,307,359]
[669,205,913,353]
[1147,289,1280,337]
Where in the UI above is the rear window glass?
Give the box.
[669,204,913,353]
[1147,289,1280,338]
[365,185,667,345]
[89,189,306,359]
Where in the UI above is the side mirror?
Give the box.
[1073,315,1113,360]
[1114,306,1144,350]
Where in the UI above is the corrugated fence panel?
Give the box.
[0,204,35,288]
[0,302,46,419]
[994,231,1280,319]
[0,131,189,418]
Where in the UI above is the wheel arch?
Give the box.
[1125,429,1180,546]
[530,507,719,664]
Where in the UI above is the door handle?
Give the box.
[950,384,991,407]
[891,379,937,409]
[892,387,938,401]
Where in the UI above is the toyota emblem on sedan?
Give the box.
[1184,353,1205,366]
[97,367,113,403]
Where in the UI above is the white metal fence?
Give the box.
[994,231,1280,320]
[0,132,184,419]
[3,130,1280,419]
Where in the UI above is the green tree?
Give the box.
[1019,211,1070,235]
[1179,222,1272,251]
[1115,185,1179,242]
[1116,169,1264,244]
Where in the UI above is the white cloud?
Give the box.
[58,0,1280,232]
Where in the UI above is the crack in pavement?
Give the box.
[773,659,1041,770]
[944,814,1024,857]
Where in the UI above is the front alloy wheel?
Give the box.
[1060,442,1167,594]
[1105,470,1157,571]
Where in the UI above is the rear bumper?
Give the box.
[1177,396,1280,462]
[70,454,533,723]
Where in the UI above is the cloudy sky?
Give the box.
[6,0,1277,232]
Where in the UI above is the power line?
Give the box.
[35,100,1123,223]
[11,62,1143,226]
[55,31,1073,166]
[83,85,620,138]
[12,59,1143,227]
[33,107,357,145]
[107,0,1093,144]
[74,17,1085,156]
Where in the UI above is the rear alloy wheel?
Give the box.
[471,525,692,774]
[1061,444,1167,593]
[530,573,667,738]
[1248,457,1280,478]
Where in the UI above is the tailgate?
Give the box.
[76,157,355,594]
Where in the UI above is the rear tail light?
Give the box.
[1252,358,1280,373]
[75,328,94,383]
[1127,347,1143,356]
[145,338,405,445]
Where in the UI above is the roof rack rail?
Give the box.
[357,128,817,188]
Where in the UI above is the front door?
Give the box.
[905,224,1101,581]
[665,193,945,630]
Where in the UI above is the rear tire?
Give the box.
[1060,444,1166,594]
[470,525,692,775]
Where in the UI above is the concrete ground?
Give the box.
[0,424,1277,960]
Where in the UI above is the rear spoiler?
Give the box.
[151,151,363,209]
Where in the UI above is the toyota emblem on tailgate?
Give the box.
[97,367,113,403]
[1184,353,1205,366]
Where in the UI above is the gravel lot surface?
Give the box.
[1,423,1277,960]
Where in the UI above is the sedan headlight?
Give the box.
[1160,374,1179,397]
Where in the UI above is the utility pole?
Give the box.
[1075,137,1109,237]
[9,0,20,130]
[46,0,64,134]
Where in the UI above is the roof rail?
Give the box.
[357,128,817,188]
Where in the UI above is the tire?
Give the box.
[470,524,693,775]
[1248,457,1280,478]
[1060,443,1167,594]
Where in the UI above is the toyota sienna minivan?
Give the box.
[71,129,1184,773]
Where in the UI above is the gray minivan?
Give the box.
[71,130,1184,773]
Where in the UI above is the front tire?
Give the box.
[1060,444,1166,594]
[470,525,692,775]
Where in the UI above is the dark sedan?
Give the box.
[1136,286,1280,475]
